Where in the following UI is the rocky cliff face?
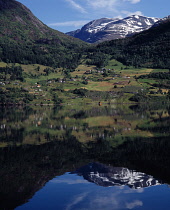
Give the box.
[66,15,160,43]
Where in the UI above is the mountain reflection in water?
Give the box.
[0,103,170,209]
[71,162,162,189]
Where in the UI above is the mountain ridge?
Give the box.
[66,15,160,43]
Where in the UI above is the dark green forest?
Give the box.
[0,0,87,68]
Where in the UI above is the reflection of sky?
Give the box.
[16,172,170,210]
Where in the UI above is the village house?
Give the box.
[84,70,92,74]
[0,82,5,86]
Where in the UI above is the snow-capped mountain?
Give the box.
[71,162,162,189]
[66,15,160,43]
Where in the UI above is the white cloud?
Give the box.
[64,0,142,17]
[85,0,141,9]
[86,0,118,9]
[48,20,90,27]
[126,200,143,209]
[124,0,141,4]
[66,193,89,210]
[121,10,143,16]
[65,0,87,13]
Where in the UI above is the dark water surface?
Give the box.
[0,103,170,209]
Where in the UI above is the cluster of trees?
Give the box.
[0,87,34,104]
[72,88,88,96]
[137,72,170,92]
[0,37,84,69]
[0,65,24,81]
[63,69,75,79]
[72,88,117,101]
[52,93,63,105]
[85,52,110,68]
[137,72,170,80]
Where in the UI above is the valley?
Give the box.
[1,59,170,105]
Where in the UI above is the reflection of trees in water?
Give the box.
[0,106,33,144]
[1,104,170,146]
[0,132,170,209]
[0,106,33,122]
[130,103,170,113]
[78,106,120,118]
[0,106,119,145]
[0,106,61,144]
[135,111,170,135]
[0,127,25,144]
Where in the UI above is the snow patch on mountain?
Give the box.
[66,15,160,43]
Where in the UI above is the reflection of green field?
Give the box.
[85,116,114,127]
[0,102,170,147]
[0,62,7,67]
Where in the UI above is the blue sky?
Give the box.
[17,0,170,33]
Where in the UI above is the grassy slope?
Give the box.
[1,58,170,105]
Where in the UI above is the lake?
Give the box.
[0,103,170,209]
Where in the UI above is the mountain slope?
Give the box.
[0,0,87,68]
[94,16,170,68]
[66,15,160,43]
[152,15,170,27]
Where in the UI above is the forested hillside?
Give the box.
[0,0,87,68]
[93,17,170,69]
[0,0,169,70]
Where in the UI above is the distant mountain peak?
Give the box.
[66,15,160,43]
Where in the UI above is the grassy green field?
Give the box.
[1,59,170,105]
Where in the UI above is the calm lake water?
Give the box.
[0,103,170,210]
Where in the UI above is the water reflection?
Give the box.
[71,162,162,189]
[0,104,170,209]
[1,104,170,147]
[15,163,170,210]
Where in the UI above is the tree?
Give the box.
[52,94,62,104]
